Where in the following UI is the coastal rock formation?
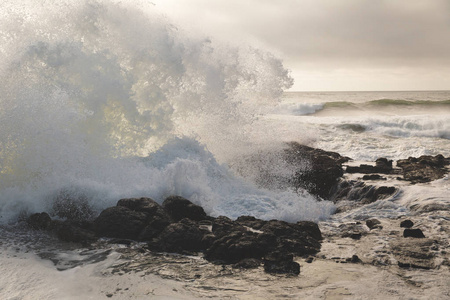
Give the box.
[286,142,349,199]
[27,195,323,275]
[162,195,207,222]
[24,145,449,277]
[397,155,450,183]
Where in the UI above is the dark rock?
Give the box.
[362,174,386,181]
[51,220,97,244]
[366,218,382,230]
[375,158,393,170]
[346,158,398,175]
[403,228,425,238]
[331,180,397,205]
[27,212,52,230]
[149,218,205,253]
[296,221,323,241]
[346,164,378,174]
[400,220,414,228]
[260,220,322,256]
[117,197,162,215]
[138,214,172,241]
[339,223,366,240]
[211,216,246,239]
[347,255,361,263]
[117,198,172,241]
[162,195,207,222]
[263,250,300,275]
[287,143,348,199]
[236,216,267,230]
[305,256,314,263]
[233,258,261,269]
[204,231,275,264]
[93,206,148,240]
[397,155,450,183]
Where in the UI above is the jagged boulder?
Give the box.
[397,155,450,183]
[51,220,97,244]
[263,250,300,275]
[148,218,208,253]
[162,196,207,222]
[204,231,276,264]
[27,212,52,230]
[93,206,148,240]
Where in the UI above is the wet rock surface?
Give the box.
[23,144,449,282]
[27,195,323,275]
[397,155,450,183]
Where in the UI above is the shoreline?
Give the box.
[1,144,449,299]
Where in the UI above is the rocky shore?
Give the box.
[21,142,450,298]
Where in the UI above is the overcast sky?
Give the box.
[152,0,450,91]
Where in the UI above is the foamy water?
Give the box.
[0,0,334,224]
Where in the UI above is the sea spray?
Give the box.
[0,0,333,223]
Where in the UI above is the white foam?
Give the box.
[273,102,324,116]
[0,0,334,223]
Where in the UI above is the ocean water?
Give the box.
[272,91,450,161]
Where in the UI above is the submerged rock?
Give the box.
[392,238,435,269]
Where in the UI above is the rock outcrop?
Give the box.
[27,195,323,275]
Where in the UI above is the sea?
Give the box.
[0,1,449,299]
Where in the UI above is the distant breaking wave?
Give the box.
[367,99,450,106]
[276,99,450,116]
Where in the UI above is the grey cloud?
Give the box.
[238,0,450,66]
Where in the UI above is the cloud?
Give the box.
[153,0,450,90]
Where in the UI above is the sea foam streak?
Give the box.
[0,0,333,223]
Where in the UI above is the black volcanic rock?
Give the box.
[287,142,349,199]
[27,212,52,230]
[400,220,414,228]
[211,216,247,239]
[397,155,450,183]
[362,174,386,181]
[93,206,148,240]
[51,220,97,244]
[260,220,322,256]
[403,228,426,238]
[331,180,397,205]
[236,216,267,230]
[117,197,163,215]
[148,218,206,253]
[366,218,382,230]
[346,158,398,175]
[263,250,300,275]
[204,230,274,264]
[116,197,171,241]
[162,196,207,222]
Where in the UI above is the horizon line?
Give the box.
[286,89,450,93]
